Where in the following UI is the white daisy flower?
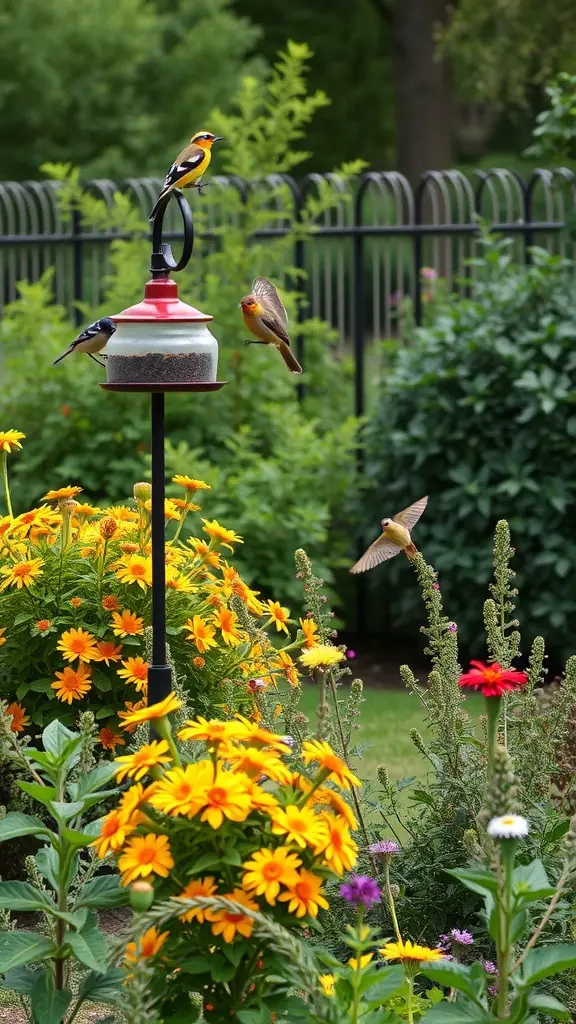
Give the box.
[487,814,529,840]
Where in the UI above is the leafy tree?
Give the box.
[0,0,260,181]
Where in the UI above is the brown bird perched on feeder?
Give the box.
[240,278,303,375]
[149,130,224,220]
[350,496,428,572]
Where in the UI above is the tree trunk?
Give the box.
[392,0,453,183]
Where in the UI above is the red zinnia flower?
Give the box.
[458,660,527,698]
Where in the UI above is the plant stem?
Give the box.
[384,857,402,943]
[496,841,516,1018]
[406,975,414,1024]
[485,696,501,776]
[0,452,13,517]
[316,669,328,739]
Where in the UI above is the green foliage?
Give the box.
[0,0,261,180]
[526,72,576,163]
[363,232,576,657]
[1,43,361,607]
[0,709,126,1021]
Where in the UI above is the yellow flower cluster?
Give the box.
[0,452,329,738]
[94,709,360,946]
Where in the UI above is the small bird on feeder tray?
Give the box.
[149,130,224,220]
[52,317,116,368]
[240,277,303,375]
[350,496,428,573]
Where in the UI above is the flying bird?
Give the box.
[350,496,428,573]
[53,317,116,368]
[240,277,303,375]
[149,130,224,220]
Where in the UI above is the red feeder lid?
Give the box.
[111,277,213,324]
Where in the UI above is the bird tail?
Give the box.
[279,342,303,375]
[53,346,74,366]
[403,542,418,561]
[149,188,170,222]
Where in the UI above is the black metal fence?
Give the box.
[1,168,575,416]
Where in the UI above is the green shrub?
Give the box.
[363,232,576,657]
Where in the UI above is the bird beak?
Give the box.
[212,136,224,143]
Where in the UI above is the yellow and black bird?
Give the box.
[240,278,303,375]
[350,496,428,573]
[149,130,224,220]
[53,317,116,368]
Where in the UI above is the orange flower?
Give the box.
[188,538,221,567]
[116,555,152,590]
[115,740,172,782]
[172,475,211,492]
[0,627,5,648]
[278,869,329,918]
[117,657,148,693]
[265,600,290,634]
[95,640,123,666]
[69,597,83,608]
[299,617,319,648]
[92,808,140,857]
[301,740,361,790]
[193,656,205,668]
[177,877,218,923]
[118,699,146,733]
[57,627,99,664]
[42,486,83,501]
[201,519,243,551]
[99,727,125,750]
[118,693,181,731]
[5,702,30,734]
[211,607,244,646]
[184,615,217,653]
[0,558,44,591]
[102,595,121,612]
[52,664,92,703]
[125,926,169,964]
[111,610,144,637]
[118,834,174,886]
[206,888,257,943]
[35,619,52,633]
[314,815,358,876]
[273,649,299,687]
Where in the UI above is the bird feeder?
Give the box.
[99,188,226,707]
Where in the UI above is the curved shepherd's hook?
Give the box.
[149,188,194,278]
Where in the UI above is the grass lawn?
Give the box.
[297,683,483,785]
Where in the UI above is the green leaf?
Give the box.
[420,961,483,1003]
[16,683,31,700]
[35,846,59,890]
[17,782,58,808]
[421,1004,491,1024]
[365,964,404,1005]
[74,762,118,797]
[42,720,78,757]
[222,849,242,867]
[444,867,499,898]
[30,678,54,694]
[3,965,43,994]
[76,875,129,909]
[527,992,571,1019]
[91,670,112,692]
[76,967,125,1005]
[189,852,222,873]
[49,800,86,821]
[211,958,236,982]
[0,931,55,971]
[30,969,72,1024]
[0,881,55,912]
[179,955,212,974]
[65,913,108,973]
[0,811,52,842]
[61,825,97,850]
[14,612,33,626]
[520,944,576,986]
[513,859,556,903]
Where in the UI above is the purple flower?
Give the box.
[368,840,400,856]
[483,961,498,975]
[450,929,473,946]
[448,622,458,633]
[340,875,382,908]
[347,649,356,659]
[437,934,451,952]
[420,266,437,281]
[281,735,295,750]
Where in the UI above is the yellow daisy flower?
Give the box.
[270,805,325,849]
[211,607,244,646]
[201,519,243,551]
[206,889,257,943]
[57,627,99,664]
[125,926,169,964]
[381,939,445,964]
[300,645,345,670]
[278,868,329,918]
[299,617,319,648]
[242,847,302,905]
[115,555,152,590]
[0,557,44,591]
[111,609,144,637]
[114,740,172,782]
[198,766,253,830]
[320,974,335,996]
[172,475,211,492]
[118,834,174,886]
[314,815,358,876]
[0,429,25,453]
[42,485,83,501]
[51,664,92,704]
[177,876,218,923]
[147,764,210,818]
[118,693,182,731]
[92,808,141,858]
[177,716,245,745]
[223,745,292,785]
[184,615,217,653]
[301,739,361,790]
[265,600,290,634]
[117,657,148,693]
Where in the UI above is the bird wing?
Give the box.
[72,319,106,347]
[393,496,428,532]
[161,144,205,191]
[350,535,401,574]
[258,311,291,346]
[253,278,288,325]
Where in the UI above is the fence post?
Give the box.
[413,177,425,326]
[71,205,83,326]
[353,178,367,637]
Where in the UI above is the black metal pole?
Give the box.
[148,391,172,704]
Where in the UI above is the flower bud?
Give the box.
[129,881,155,913]
[99,516,117,540]
[133,481,152,503]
